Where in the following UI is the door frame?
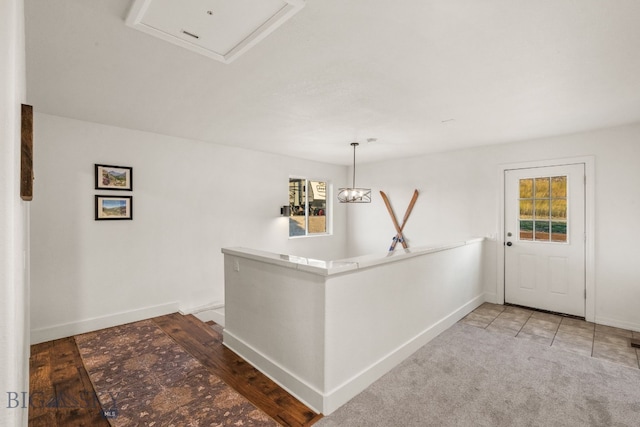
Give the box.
[496,156,595,322]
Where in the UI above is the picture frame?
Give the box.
[95,164,133,191]
[95,195,133,220]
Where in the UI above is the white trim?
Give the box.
[223,294,485,415]
[483,292,498,304]
[179,300,224,315]
[193,307,226,327]
[180,301,226,326]
[497,156,595,322]
[595,316,640,334]
[321,294,484,414]
[223,329,324,413]
[30,301,180,344]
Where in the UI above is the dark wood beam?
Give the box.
[20,104,33,201]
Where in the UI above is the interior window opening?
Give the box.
[288,178,329,237]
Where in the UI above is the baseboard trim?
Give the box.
[193,307,226,327]
[483,292,498,304]
[224,293,485,415]
[322,293,485,414]
[30,302,180,344]
[223,330,324,413]
[180,301,226,327]
[179,301,224,315]
[594,315,640,333]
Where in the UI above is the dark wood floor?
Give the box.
[29,337,109,427]
[28,313,322,426]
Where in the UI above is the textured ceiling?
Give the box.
[24,0,640,165]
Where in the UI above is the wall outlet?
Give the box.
[233,259,240,272]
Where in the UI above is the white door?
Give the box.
[504,164,586,317]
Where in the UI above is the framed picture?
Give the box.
[95,195,133,220]
[95,164,133,191]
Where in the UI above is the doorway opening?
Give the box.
[497,157,595,322]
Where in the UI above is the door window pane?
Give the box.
[534,221,550,240]
[535,199,550,220]
[551,222,567,242]
[551,176,567,198]
[520,179,533,198]
[551,199,567,220]
[519,200,533,219]
[519,175,568,243]
[535,178,550,198]
[520,220,533,240]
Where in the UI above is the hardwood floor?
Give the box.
[28,313,322,426]
[154,313,322,426]
[28,338,110,426]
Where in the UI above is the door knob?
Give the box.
[506,242,513,247]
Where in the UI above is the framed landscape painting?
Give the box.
[95,195,133,220]
[95,164,133,191]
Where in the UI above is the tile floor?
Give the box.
[460,303,640,369]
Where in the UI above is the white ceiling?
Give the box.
[24,0,640,165]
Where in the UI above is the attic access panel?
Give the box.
[126,0,305,64]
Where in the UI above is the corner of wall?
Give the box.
[0,0,28,425]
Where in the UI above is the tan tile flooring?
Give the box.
[460,303,640,369]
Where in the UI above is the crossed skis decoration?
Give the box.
[380,189,419,251]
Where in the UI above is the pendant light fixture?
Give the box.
[337,142,371,203]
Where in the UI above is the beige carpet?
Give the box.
[318,323,640,427]
[74,319,278,426]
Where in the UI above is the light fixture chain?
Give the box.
[352,143,357,188]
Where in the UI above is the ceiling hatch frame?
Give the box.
[125,0,305,64]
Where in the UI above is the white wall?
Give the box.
[348,123,640,331]
[223,240,485,414]
[30,113,348,342]
[0,0,29,426]
[28,107,640,340]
